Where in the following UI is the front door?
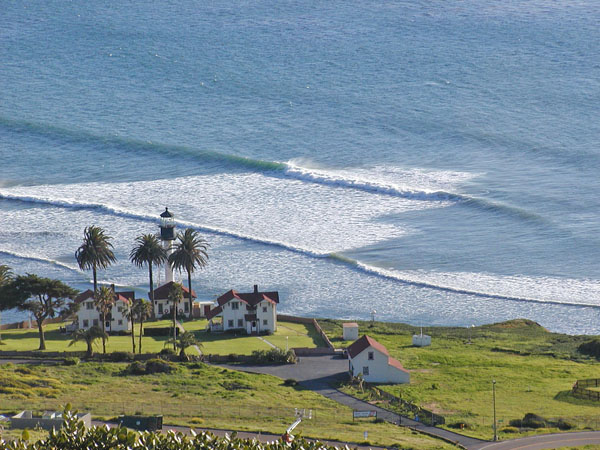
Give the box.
[158,303,163,315]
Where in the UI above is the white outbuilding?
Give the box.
[342,322,359,341]
[347,335,410,384]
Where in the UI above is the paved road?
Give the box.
[474,432,600,450]
[219,355,486,449]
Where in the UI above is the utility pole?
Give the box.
[492,379,497,441]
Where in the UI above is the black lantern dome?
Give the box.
[159,208,175,240]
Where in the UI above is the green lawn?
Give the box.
[0,362,452,449]
[319,318,600,440]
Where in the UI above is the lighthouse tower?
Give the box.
[159,207,176,283]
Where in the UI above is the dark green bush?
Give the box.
[63,357,80,366]
[250,348,297,364]
[110,351,135,362]
[145,358,176,374]
[159,348,175,356]
[578,340,600,358]
[500,426,519,433]
[283,378,298,386]
[556,418,574,430]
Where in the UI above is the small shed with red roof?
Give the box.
[206,285,279,334]
[347,335,410,384]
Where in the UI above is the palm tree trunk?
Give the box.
[93,265,98,297]
[87,340,93,358]
[37,320,46,351]
[139,318,144,353]
[130,314,136,353]
[149,264,154,317]
[101,311,106,353]
[172,300,177,351]
[187,270,193,319]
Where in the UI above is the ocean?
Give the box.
[1,0,599,333]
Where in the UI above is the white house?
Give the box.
[74,288,133,333]
[149,281,196,319]
[343,322,359,341]
[347,335,410,384]
[206,285,278,334]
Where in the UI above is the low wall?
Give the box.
[0,317,63,331]
[292,347,338,356]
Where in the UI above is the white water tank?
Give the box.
[412,334,431,347]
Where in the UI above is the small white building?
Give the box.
[347,335,410,384]
[206,285,278,334]
[343,322,359,341]
[74,288,133,333]
[149,281,196,319]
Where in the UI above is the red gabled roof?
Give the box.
[347,335,389,359]
[216,286,279,307]
[149,281,197,300]
[74,289,94,304]
[206,305,223,321]
[388,357,409,373]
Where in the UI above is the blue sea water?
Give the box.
[1,0,600,333]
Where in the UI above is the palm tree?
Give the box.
[164,331,201,361]
[94,286,115,353]
[134,298,153,353]
[167,283,184,350]
[69,326,107,358]
[75,226,117,296]
[168,229,209,319]
[0,265,13,343]
[129,234,167,313]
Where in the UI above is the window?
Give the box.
[228,320,234,328]
[117,307,122,313]
[105,321,110,328]
[363,366,369,376]
[368,351,374,361]
[118,320,123,326]
[237,319,243,327]
[263,319,268,326]
[262,306,267,313]
[231,302,239,310]
[86,302,94,310]
[82,320,89,328]
[93,319,99,327]
[184,302,189,312]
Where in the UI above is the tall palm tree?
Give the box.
[69,326,108,358]
[134,298,153,353]
[94,286,115,354]
[129,234,167,314]
[168,229,209,318]
[164,331,201,361]
[75,226,117,296]
[167,283,184,350]
[0,265,13,343]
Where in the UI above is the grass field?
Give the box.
[0,361,452,449]
[319,318,600,440]
[0,320,323,357]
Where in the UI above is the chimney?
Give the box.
[111,284,115,292]
[254,284,258,294]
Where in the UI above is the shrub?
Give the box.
[250,348,297,364]
[159,348,175,356]
[125,361,147,375]
[63,357,80,366]
[500,426,519,433]
[556,418,574,430]
[578,340,600,358]
[283,378,298,386]
[190,417,204,425]
[522,413,546,429]
[110,352,135,362]
[145,358,176,374]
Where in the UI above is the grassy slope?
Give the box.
[319,319,600,440]
[0,362,452,449]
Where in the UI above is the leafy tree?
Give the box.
[167,283,184,349]
[12,274,78,350]
[0,265,14,342]
[75,225,117,296]
[133,298,153,353]
[168,229,209,318]
[129,234,167,311]
[68,325,107,357]
[164,331,201,360]
[94,285,115,353]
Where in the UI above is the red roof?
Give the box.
[74,289,94,304]
[206,305,223,321]
[216,286,279,307]
[388,357,409,373]
[347,335,389,359]
[74,289,134,305]
[149,281,197,300]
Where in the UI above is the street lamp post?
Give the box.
[492,380,497,441]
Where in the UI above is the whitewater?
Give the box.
[1,0,600,333]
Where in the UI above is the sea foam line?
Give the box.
[0,249,80,273]
[0,192,592,309]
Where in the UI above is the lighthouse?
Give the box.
[159,207,176,283]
